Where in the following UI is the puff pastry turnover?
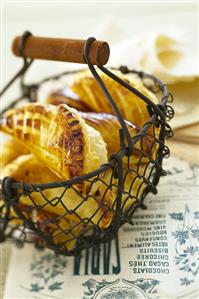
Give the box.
[0,136,29,168]
[79,112,156,162]
[0,103,108,179]
[46,90,91,112]
[0,154,113,229]
[0,200,83,251]
[70,69,158,128]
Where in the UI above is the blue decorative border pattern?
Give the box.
[170,205,199,286]
[29,252,67,292]
[82,278,159,299]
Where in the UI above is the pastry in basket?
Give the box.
[0,149,147,229]
[46,89,91,112]
[79,112,157,162]
[0,103,107,179]
[41,94,156,162]
[32,208,87,251]
[0,201,83,251]
[0,154,113,230]
[0,135,29,168]
[69,69,159,128]
[44,71,159,162]
[122,163,149,214]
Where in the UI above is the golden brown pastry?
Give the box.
[0,150,149,249]
[0,201,82,251]
[0,136,29,168]
[39,98,156,163]
[79,112,156,162]
[0,151,148,227]
[46,90,91,112]
[0,154,113,229]
[0,103,108,180]
[32,208,85,251]
[70,69,159,128]
[81,112,131,155]
[42,90,154,160]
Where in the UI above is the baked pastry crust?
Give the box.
[0,136,29,168]
[0,154,113,229]
[0,103,108,179]
[70,69,158,128]
[79,112,156,162]
[0,70,157,242]
[46,90,91,112]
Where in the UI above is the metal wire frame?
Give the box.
[0,32,174,255]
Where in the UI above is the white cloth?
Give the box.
[95,23,199,129]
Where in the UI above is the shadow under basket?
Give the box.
[0,35,174,256]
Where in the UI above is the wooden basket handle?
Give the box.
[12,35,110,65]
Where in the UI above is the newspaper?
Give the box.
[3,155,199,299]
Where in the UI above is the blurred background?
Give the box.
[1,2,198,80]
[1,1,199,164]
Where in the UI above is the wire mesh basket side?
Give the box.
[0,34,174,255]
[0,111,172,255]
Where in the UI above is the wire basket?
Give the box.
[0,32,174,256]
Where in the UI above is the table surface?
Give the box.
[0,244,11,299]
[0,145,198,299]
[167,140,199,166]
